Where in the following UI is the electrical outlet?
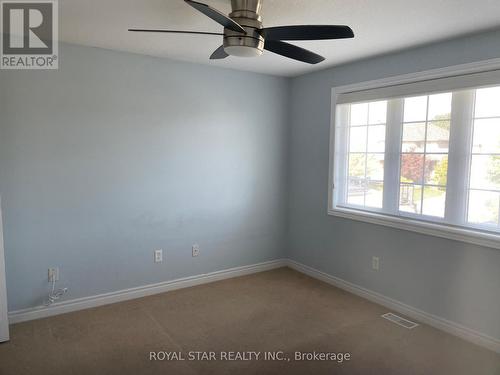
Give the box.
[48,267,59,282]
[372,256,380,271]
[154,249,163,263]
[192,244,200,257]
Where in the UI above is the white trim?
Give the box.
[335,69,500,105]
[328,207,500,249]
[329,58,500,249]
[287,259,500,354]
[8,259,286,324]
[332,58,500,98]
[445,90,475,225]
[0,197,9,342]
[382,98,404,213]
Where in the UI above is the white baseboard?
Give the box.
[8,259,287,324]
[287,259,500,354]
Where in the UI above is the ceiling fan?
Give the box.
[129,0,354,65]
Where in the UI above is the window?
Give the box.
[399,94,451,218]
[468,87,500,228]
[331,67,500,247]
[346,101,387,209]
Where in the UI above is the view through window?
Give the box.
[334,82,500,234]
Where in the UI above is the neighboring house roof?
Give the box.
[404,123,450,142]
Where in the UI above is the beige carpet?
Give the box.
[0,268,499,375]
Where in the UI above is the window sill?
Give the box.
[328,207,500,250]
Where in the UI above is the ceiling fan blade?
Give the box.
[128,29,223,36]
[264,40,325,65]
[210,46,228,60]
[184,0,246,34]
[263,25,354,41]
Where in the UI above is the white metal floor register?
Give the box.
[382,313,419,329]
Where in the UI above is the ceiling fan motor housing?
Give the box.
[224,0,264,57]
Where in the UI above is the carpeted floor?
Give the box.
[0,267,499,375]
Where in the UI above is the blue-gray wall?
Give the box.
[287,29,500,340]
[0,43,289,311]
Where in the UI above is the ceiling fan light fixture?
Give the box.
[224,45,263,57]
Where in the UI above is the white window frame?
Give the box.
[328,58,500,250]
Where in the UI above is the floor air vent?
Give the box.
[382,313,419,329]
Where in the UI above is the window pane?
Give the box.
[344,100,388,210]
[350,103,368,125]
[368,101,387,125]
[347,178,365,206]
[348,154,366,178]
[366,154,384,180]
[475,87,500,118]
[367,125,386,152]
[426,121,450,152]
[402,122,425,152]
[428,93,452,120]
[349,126,367,152]
[401,154,424,184]
[399,184,422,214]
[365,181,383,208]
[422,187,446,218]
[472,118,500,153]
[425,155,448,185]
[470,155,500,190]
[468,190,499,226]
[404,96,427,122]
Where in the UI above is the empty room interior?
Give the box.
[1,0,500,374]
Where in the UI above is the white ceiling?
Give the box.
[60,0,500,77]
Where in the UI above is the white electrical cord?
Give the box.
[44,278,68,306]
